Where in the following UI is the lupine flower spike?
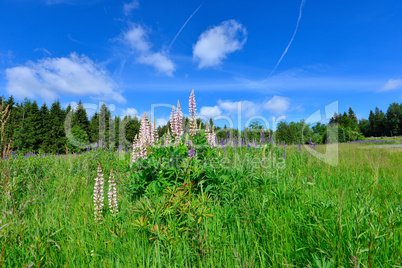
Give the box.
[189,90,197,136]
[175,100,183,138]
[94,165,105,222]
[170,106,176,137]
[108,169,118,216]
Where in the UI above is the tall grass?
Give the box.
[1,144,401,267]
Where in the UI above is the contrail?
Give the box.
[269,0,306,77]
[168,3,203,51]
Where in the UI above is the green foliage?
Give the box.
[1,141,402,266]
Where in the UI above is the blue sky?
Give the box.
[0,0,401,129]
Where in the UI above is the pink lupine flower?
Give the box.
[132,113,153,162]
[175,100,183,139]
[94,165,105,222]
[108,169,118,216]
[170,106,176,136]
[189,90,197,136]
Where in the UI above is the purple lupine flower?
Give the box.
[94,142,98,151]
[220,138,224,146]
[260,132,265,144]
[188,147,196,158]
[309,139,312,146]
[313,142,316,150]
[247,143,251,148]
[299,141,302,152]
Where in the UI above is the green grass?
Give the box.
[1,144,402,267]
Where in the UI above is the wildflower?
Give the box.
[189,90,197,136]
[94,165,105,222]
[170,106,176,136]
[299,141,302,152]
[188,147,196,158]
[175,100,183,138]
[108,170,118,216]
[132,113,152,162]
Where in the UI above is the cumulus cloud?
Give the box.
[122,108,138,117]
[218,100,257,117]
[123,0,139,16]
[156,118,168,127]
[5,53,125,103]
[193,20,247,68]
[263,96,290,114]
[379,79,402,92]
[199,106,222,119]
[121,24,175,76]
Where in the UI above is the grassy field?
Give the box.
[1,143,402,267]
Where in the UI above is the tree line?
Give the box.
[0,95,401,154]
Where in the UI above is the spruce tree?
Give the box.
[39,103,51,152]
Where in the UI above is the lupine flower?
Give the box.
[260,132,265,144]
[170,106,176,136]
[299,141,302,152]
[108,169,118,216]
[309,138,312,147]
[94,165,105,222]
[132,113,152,162]
[188,147,196,158]
[175,100,183,138]
[189,90,197,136]
[313,142,316,150]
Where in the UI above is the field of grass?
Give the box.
[1,142,402,267]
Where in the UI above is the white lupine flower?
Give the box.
[189,90,197,136]
[108,169,118,216]
[94,165,105,222]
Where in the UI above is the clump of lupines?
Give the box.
[94,165,105,222]
[132,113,152,162]
[108,170,118,216]
[189,89,197,136]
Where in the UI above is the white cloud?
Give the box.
[193,19,247,68]
[121,25,175,76]
[5,53,125,103]
[199,106,222,119]
[122,108,138,117]
[379,79,402,92]
[263,96,290,114]
[123,0,139,16]
[218,100,257,117]
[137,53,175,77]
[156,118,168,127]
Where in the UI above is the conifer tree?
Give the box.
[39,103,51,152]
[49,100,67,154]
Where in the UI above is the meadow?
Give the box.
[1,139,401,267]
